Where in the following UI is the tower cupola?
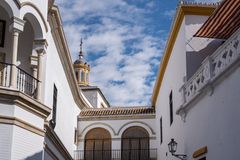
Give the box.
[74,39,90,86]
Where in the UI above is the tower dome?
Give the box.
[73,39,90,86]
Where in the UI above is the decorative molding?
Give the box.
[48,5,92,109]
[0,115,44,136]
[12,0,48,32]
[79,114,155,121]
[193,146,208,158]
[13,0,21,9]
[34,39,48,55]
[177,27,240,119]
[117,121,156,136]
[0,87,51,118]
[79,122,117,137]
[44,144,58,160]
[45,124,73,160]
[9,16,26,33]
[20,2,48,32]
[151,4,216,106]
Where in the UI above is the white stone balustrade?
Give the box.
[181,28,240,107]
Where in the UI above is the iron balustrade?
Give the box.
[0,62,39,98]
[74,149,157,160]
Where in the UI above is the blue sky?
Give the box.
[55,0,220,106]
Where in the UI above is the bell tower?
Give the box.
[73,39,90,86]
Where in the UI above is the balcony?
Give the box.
[74,149,157,160]
[0,62,39,98]
[179,28,240,112]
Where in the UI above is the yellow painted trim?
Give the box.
[193,146,208,158]
[151,4,216,106]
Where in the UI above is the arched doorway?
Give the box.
[85,128,111,160]
[122,126,149,160]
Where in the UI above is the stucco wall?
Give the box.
[155,16,186,160]
[11,126,44,160]
[44,33,80,156]
[185,67,240,159]
[0,124,13,160]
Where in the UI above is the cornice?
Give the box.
[0,87,51,118]
[45,124,73,160]
[0,115,44,136]
[79,114,156,121]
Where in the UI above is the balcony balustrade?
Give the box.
[0,62,39,98]
[180,28,240,107]
[74,149,157,160]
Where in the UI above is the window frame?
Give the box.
[160,117,163,144]
[169,91,173,125]
[50,84,58,129]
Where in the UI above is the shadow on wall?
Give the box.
[25,151,42,160]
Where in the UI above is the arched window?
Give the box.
[121,126,149,160]
[85,128,111,160]
[80,70,85,82]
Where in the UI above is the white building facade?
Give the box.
[152,1,240,160]
[0,0,240,160]
[0,0,91,159]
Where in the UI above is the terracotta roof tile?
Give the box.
[80,106,155,117]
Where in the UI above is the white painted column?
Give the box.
[34,39,47,101]
[36,50,44,100]
[32,67,38,79]
[9,17,25,88]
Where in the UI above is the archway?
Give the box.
[121,126,149,160]
[85,128,111,160]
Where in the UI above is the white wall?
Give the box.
[185,67,240,159]
[11,126,44,160]
[0,124,13,160]
[44,33,80,156]
[155,16,186,160]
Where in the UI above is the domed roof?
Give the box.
[74,54,86,65]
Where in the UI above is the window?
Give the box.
[50,84,58,129]
[75,71,79,81]
[0,20,6,47]
[74,128,78,145]
[80,70,84,82]
[169,91,173,125]
[160,117,163,144]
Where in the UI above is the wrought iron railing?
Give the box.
[0,62,39,98]
[74,149,157,160]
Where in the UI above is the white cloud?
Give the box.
[56,0,163,106]
[163,9,176,18]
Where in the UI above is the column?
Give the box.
[36,50,44,100]
[9,17,25,88]
[34,39,47,101]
